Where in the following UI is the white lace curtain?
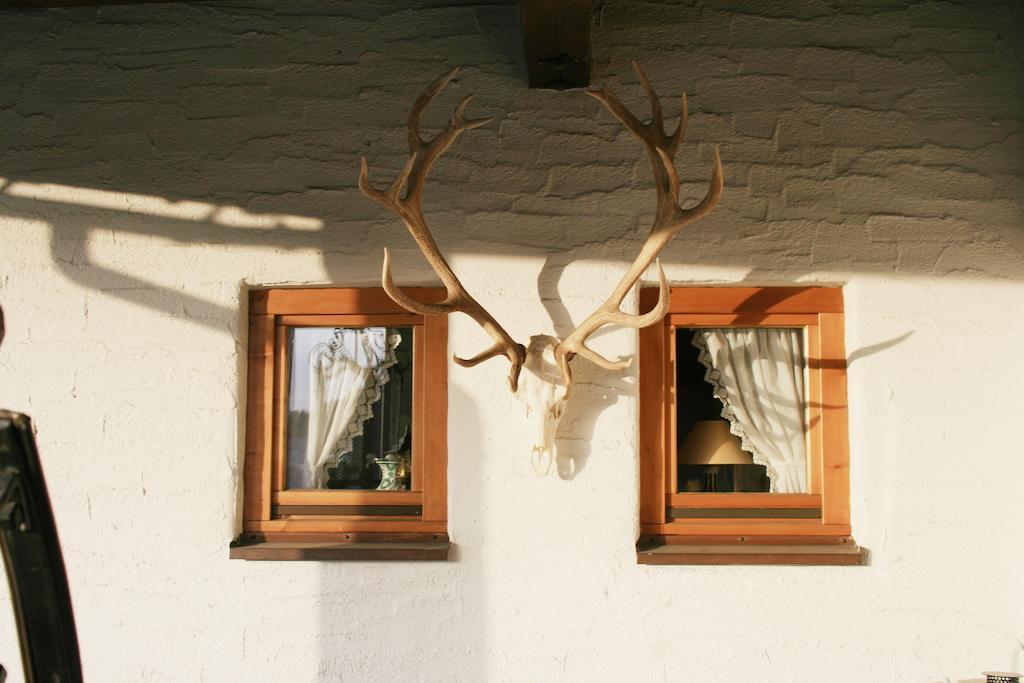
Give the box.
[693,328,808,494]
[304,327,400,488]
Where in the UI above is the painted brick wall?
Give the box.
[1,1,1022,680]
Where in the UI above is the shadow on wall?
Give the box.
[553,352,635,480]
[0,0,534,327]
[1,0,1022,336]
[1,181,329,325]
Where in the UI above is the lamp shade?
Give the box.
[678,420,753,465]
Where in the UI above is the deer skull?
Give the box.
[360,63,722,472]
[514,335,570,472]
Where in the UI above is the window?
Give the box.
[231,288,449,561]
[637,287,864,565]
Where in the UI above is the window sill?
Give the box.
[230,533,450,561]
[636,539,867,566]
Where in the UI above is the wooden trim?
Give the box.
[668,493,821,508]
[806,322,824,495]
[254,287,446,315]
[240,531,448,544]
[265,515,424,522]
[411,326,426,493]
[638,315,667,524]
[662,287,843,315]
[641,522,851,536]
[421,315,448,522]
[636,542,866,566]
[639,534,857,546]
[230,538,450,561]
[669,508,821,519]
[273,490,421,505]
[272,324,288,491]
[667,325,678,495]
[240,287,449,549]
[244,519,447,534]
[638,286,853,544]
[668,313,819,327]
[819,312,851,526]
[639,287,662,313]
[276,314,420,327]
[273,505,422,517]
[243,313,274,522]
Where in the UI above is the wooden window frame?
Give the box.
[637,286,865,565]
[231,287,450,561]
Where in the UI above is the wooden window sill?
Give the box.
[636,541,867,566]
[230,534,450,561]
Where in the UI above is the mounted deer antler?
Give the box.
[359,67,527,391]
[360,63,722,471]
[553,61,724,387]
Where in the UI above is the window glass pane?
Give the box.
[675,327,807,494]
[285,326,413,490]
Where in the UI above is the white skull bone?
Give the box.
[514,335,570,473]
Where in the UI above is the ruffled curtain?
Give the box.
[692,328,808,493]
[304,327,400,488]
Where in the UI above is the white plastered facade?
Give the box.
[1,1,1023,681]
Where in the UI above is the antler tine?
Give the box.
[677,145,723,225]
[654,144,724,221]
[380,248,452,317]
[451,95,493,132]
[360,68,527,391]
[555,64,723,387]
[671,92,689,155]
[552,259,669,386]
[586,85,645,141]
[407,67,460,149]
[401,70,493,208]
[633,59,664,132]
[634,61,689,158]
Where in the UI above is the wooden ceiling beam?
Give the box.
[518,0,592,90]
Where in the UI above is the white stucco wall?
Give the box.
[1,1,1023,681]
